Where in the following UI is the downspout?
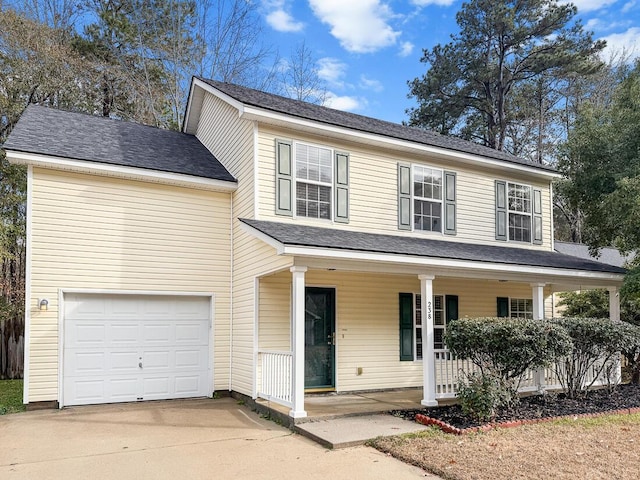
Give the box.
[228,193,234,392]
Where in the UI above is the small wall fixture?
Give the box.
[38,299,49,311]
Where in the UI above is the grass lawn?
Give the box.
[0,379,25,414]
[372,413,640,480]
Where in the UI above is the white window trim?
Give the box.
[506,180,533,243]
[293,141,335,222]
[411,164,445,235]
[413,292,446,361]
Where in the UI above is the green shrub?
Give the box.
[551,317,629,398]
[445,317,572,397]
[457,372,513,422]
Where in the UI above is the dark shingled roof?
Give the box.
[3,105,236,182]
[240,219,626,275]
[555,242,633,268]
[199,77,557,173]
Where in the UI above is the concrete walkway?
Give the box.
[296,413,431,448]
[0,398,438,480]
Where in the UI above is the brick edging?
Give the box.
[415,406,640,435]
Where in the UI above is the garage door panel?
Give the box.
[175,322,209,344]
[109,324,140,345]
[63,294,212,406]
[141,324,172,345]
[66,323,107,347]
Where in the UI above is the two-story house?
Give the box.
[3,77,625,420]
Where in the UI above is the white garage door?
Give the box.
[63,293,212,406]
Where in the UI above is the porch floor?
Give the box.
[256,387,451,422]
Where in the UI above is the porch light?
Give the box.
[38,299,49,311]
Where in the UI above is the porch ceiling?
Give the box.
[240,219,625,287]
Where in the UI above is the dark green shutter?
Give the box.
[399,293,414,361]
[398,163,411,230]
[497,297,509,317]
[275,139,293,216]
[445,295,459,323]
[334,152,349,223]
[533,189,543,245]
[443,171,457,235]
[495,180,507,241]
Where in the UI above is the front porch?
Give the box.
[252,266,622,420]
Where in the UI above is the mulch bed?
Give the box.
[391,383,640,433]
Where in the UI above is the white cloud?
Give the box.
[399,41,414,57]
[266,9,304,32]
[359,75,384,92]
[308,0,401,53]
[317,57,348,87]
[411,0,456,5]
[561,0,617,12]
[324,93,366,111]
[585,18,601,30]
[601,27,640,61]
[622,0,637,13]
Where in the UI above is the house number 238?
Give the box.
[427,301,433,321]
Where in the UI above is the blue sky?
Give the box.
[259,0,640,124]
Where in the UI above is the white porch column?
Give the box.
[531,283,545,321]
[608,286,622,384]
[420,274,438,407]
[608,286,621,323]
[531,283,546,392]
[290,266,307,418]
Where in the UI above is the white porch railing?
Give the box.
[434,350,620,399]
[258,350,293,408]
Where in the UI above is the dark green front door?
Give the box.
[305,287,335,389]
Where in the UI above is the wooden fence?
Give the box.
[0,315,23,379]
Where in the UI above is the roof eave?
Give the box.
[6,150,238,193]
[239,221,623,285]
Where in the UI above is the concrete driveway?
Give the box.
[0,398,432,479]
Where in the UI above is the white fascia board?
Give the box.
[239,221,285,253]
[280,245,624,283]
[192,78,246,116]
[6,151,238,193]
[240,106,560,180]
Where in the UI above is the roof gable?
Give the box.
[197,77,556,174]
[3,105,236,183]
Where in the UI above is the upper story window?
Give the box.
[495,180,543,244]
[295,144,333,219]
[398,163,456,235]
[413,166,443,232]
[508,183,532,242]
[276,139,349,223]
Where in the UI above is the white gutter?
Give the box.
[6,151,238,193]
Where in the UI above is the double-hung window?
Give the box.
[399,293,457,361]
[295,143,333,220]
[413,166,443,232]
[495,181,543,244]
[275,139,350,223]
[508,183,532,243]
[398,163,456,234]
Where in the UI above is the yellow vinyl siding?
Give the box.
[28,168,232,402]
[256,126,553,250]
[258,270,552,392]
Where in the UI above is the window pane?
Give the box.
[509,213,531,242]
[416,328,423,360]
[414,200,442,232]
[508,183,531,213]
[296,143,332,185]
[434,329,443,350]
[296,182,331,219]
[413,166,442,200]
[510,298,533,319]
